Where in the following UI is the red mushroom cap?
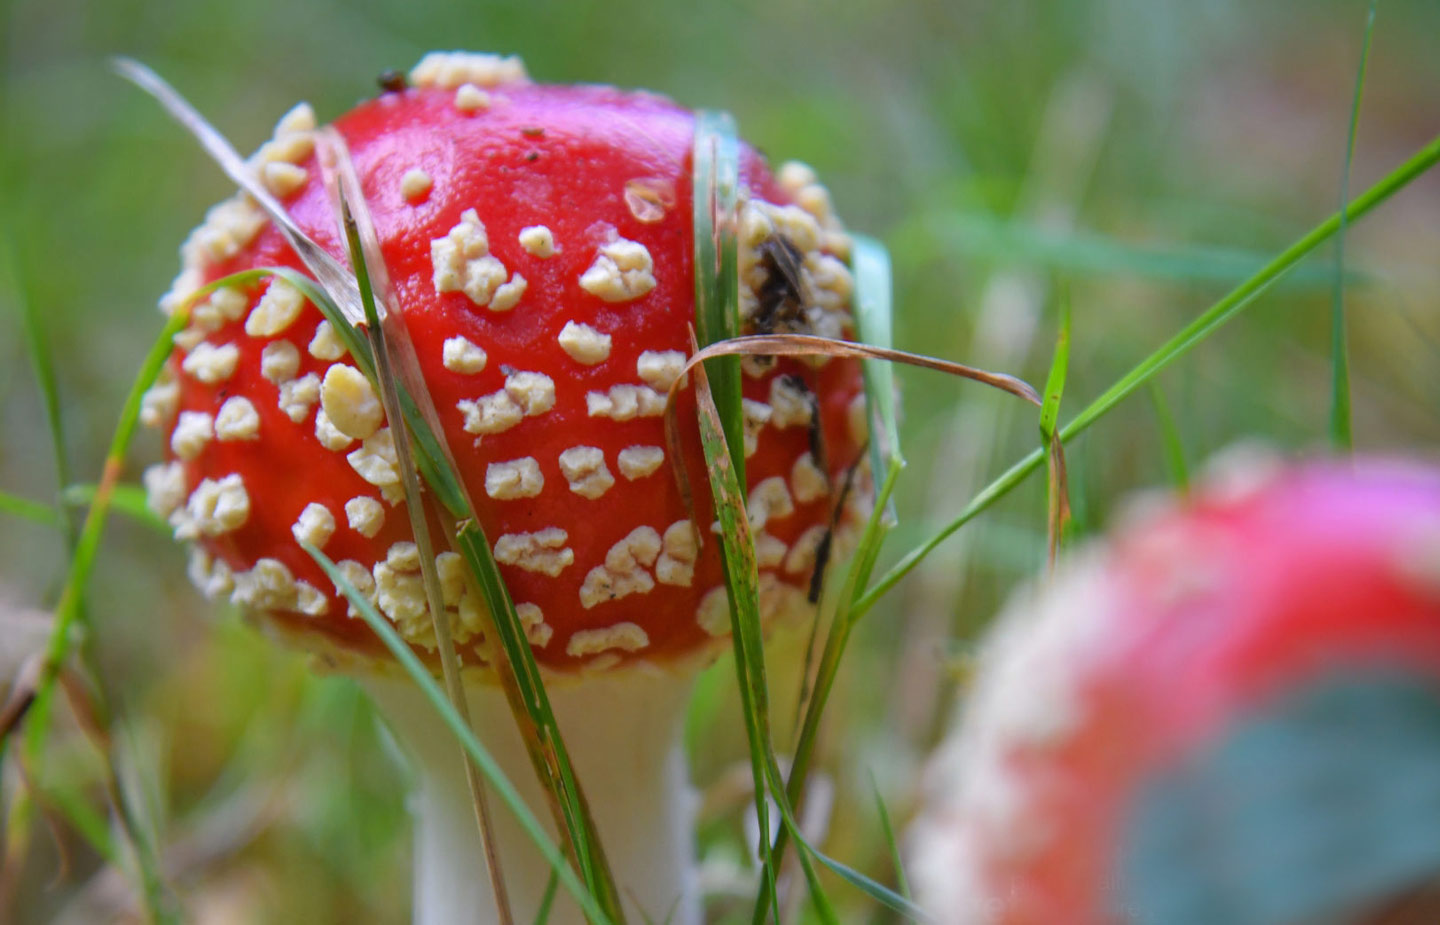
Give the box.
[142,52,868,675]
[910,456,1440,924]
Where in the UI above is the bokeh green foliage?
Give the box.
[3,0,1440,920]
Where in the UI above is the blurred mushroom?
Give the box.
[909,457,1440,925]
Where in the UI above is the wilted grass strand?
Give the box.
[304,544,614,925]
[683,335,1038,407]
[22,762,116,863]
[1330,0,1377,451]
[854,131,1440,622]
[447,521,624,922]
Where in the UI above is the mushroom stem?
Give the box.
[366,668,701,925]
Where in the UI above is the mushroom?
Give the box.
[907,456,1440,925]
[141,51,870,923]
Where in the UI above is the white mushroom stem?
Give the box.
[366,668,701,925]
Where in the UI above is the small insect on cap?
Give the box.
[143,52,869,676]
[910,456,1440,924]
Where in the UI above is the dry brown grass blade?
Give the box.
[678,334,1042,406]
[0,654,43,743]
[13,752,77,887]
[663,332,1041,552]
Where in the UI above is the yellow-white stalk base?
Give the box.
[366,669,701,925]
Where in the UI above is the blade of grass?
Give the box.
[809,852,928,922]
[750,241,950,925]
[534,868,560,925]
[754,448,904,924]
[869,772,910,901]
[0,490,60,528]
[681,241,939,919]
[854,131,1440,622]
[4,228,74,530]
[329,165,515,925]
[693,110,745,482]
[112,58,366,326]
[304,544,614,925]
[60,484,169,534]
[1040,295,1071,569]
[265,126,622,915]
[11,290,198,923]
[1330,0,1378,451]
[447,521,623,921]
[682,336,1038,406]
[1147,381,1189,493]
[684,330,786,923]
[913,212,1373,287]
[14,300,188,751]
[263,250,624,919]
[850,235,905,501]
[5,270,294,917]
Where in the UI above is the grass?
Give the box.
[4,3,1440,921]
[1329,0,1379,452]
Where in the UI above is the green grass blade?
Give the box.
[25,305,189,727]
[61,484,169,534]
[1040,296,1071,565]
[534,868,560,925]
[1147,381,1189,493]
[27,771,117,862]
[279,263,468,517]
[13,295,195,924]
[1330,0,1378,451]
[0,489,60,528]
[4,228,73,510]
[687,348,789,923]
[916,212,1373,288]
[303,544,614,925]
[324,147,622,920]
[755,451,904,924]
[1038,295,1070,445]
[693,110,745,482]
[854,132,1440,622]
[809,852,929,922]
[869,772,911,901]
[850,235,905,495]
[449,522,624,920]
[335,185,518,925]
[257,249,623,920]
